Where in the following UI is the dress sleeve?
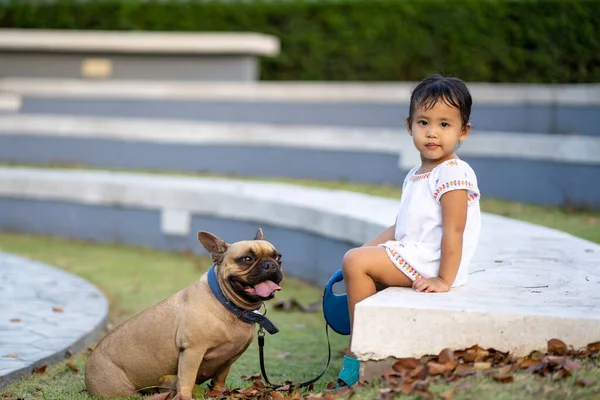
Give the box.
[430,160,480,205]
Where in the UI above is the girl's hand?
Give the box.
[412,277,450,293]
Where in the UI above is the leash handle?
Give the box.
[258,324,332,389]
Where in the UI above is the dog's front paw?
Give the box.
[173,393,193,400]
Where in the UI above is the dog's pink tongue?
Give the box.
[253,280,281,297]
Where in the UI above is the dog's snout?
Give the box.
[261,260,278,272]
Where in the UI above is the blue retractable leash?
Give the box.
[322,269,351,336]
[257,268,350,389]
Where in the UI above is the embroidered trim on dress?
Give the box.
[433,180,475,201]
[381,243,423,281]
[409,172,431,182]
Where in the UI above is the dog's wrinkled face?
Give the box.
[198,229,283,309]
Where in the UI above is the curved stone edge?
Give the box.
[0,317,108,389]
[0,252,109,389]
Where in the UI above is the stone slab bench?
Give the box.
[0,167,598,384]
[0,114,599,207]
[0,29,280,81]
[0,252,108,389]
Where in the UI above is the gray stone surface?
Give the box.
[0,252,108,389]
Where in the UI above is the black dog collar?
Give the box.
[207,265,279,335]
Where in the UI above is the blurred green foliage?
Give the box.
[0,0,598,83]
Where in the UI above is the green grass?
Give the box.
[0,233,348,399]
[0,233,599,400]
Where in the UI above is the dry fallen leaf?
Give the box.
[454,364,476,377]
[400,382,415,395]
[52,306,63,313]
[326,382,336,390]
[529,350,546,361]
[492,374,514,383]
[548,338,567,355]
[427,361,448,376]
[496,365,513,375]
[575,378,595,387]
[438,348,455,364]
[207,389,223,397]
[444,360,458,372]
[587,341,600,352]
[271,391,285,400]
[392,357,421,372]
[519,359,541,369]
[9,318,21,323]
[5,354,18,359]
[66,362,79,372]
[34,365,47,374]
[473,362,492,371]
[276,352,291,359]
[412,364,429,380]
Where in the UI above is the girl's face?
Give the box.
[407,101,470,165]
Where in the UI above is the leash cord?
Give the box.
[258,323,332,389]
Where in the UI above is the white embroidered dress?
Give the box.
[379,159,481,287]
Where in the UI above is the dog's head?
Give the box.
[198,228,283,310]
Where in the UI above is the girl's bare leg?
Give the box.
[342,246,413,357]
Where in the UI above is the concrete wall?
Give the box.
[0,52,260,82]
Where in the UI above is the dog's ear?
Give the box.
[254,228,265,241]
[198,231,229,263]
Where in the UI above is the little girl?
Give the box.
[336,74,481,387]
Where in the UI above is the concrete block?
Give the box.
[0,29,280,81]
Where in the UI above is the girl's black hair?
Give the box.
[408,74,472,127]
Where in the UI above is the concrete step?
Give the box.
[1,78,598,134]
[1,114,599,207]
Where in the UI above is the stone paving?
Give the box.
[0,252,108,389]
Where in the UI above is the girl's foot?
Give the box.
[336,355,360,388]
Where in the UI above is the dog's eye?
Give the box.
[274,254,282,263]
[239,256,254,264]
